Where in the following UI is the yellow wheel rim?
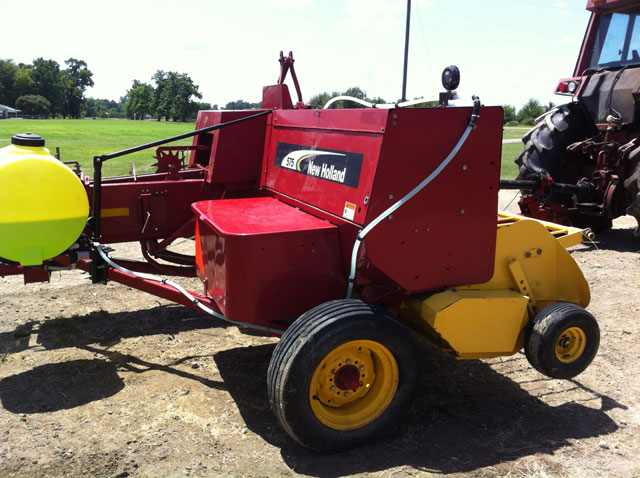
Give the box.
[308,340,398,431]
[555,327,587,363]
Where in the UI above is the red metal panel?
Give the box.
[273,109,389,133]
[193,197,345,326]
[574,12,598,76]
[190,110,268,184]
[264,109,388,224]
[87,178,211,243]
[262,84,293,110]
[361,106,503,293]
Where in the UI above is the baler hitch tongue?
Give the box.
[497,211,593,249]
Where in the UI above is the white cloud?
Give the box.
[341,0,406,31]
[553,2,570,15]
[560,34,578,44]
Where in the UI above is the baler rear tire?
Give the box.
[524,302,599,379]
[514,104,610,230]
[267,299,418,453]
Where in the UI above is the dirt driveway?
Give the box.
[1,193,639,478]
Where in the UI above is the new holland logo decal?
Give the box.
[275,142,363,188]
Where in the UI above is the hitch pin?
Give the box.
[141,211,151,234]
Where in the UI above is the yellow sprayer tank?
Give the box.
[0,133,89,266]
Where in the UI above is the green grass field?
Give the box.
[0,119,193,176]
[503,126,530,140]
[0,118,526,179]
[501,143,522,179]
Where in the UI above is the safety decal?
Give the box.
[343,201,356,221]
[275,142,363,188]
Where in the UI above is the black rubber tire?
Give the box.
[514,103,612,230]
[515,103,594,184]
[525,302,600,379]
[623,155,640,237]
[267,299,418,453]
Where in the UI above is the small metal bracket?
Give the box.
[89,247,108,284]
[508,259,538,316]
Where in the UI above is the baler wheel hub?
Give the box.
[333,364,361,392]
[555,327,587,363]
[309,340,398,430]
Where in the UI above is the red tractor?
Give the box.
[509,0,640,235]
[1,53,601,452]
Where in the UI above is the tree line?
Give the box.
[308,88,556,125]
[0,58,93,118]
[501,99,556,126]
[0,57,210,121]
[0,57,556,123]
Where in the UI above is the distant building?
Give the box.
[0,104,21,119]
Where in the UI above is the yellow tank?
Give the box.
[0,133,89,266]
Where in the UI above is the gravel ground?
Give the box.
[0,192,638,478]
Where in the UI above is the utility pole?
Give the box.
[401,0,411,102]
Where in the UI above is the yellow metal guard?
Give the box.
[401,216,591,359]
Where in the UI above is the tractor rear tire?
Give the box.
[525,302,599,379]
[514,103,610,230]
[267,299,418,453]
[515,103,593,183]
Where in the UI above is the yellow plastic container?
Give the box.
[0,134,89,265]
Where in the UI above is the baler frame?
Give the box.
[0,51,601,453]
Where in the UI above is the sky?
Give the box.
[0,0,592,109]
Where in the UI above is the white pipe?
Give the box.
[323,96,376,109]
[322,95,441,110]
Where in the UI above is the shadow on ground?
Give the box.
[215,339,622,476]
[582,225,639,253]
[0,304,623,475]
[0,304,230,355]
[0,306,231,413]
[0,359,124,413]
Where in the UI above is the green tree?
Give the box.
[308,87,385,109]
[336,86,366,109]
[152,70,170,121]
[83,97,100,117]
[125,80,155,119]
[13,65,36,100]
[343,86,366,99]
[308,92,336,109]
[16,94,51,117]
[82,98,124,118]
[152,70,202,121]
[502,104,517,124]
[223,99,260,110]
[517,98,545,125]
[0,59,19,106]
[187,102,215,120]
[62,58,94,118]
[194,101,214,111]
[171,73,202,121]
[31,58,63,115]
